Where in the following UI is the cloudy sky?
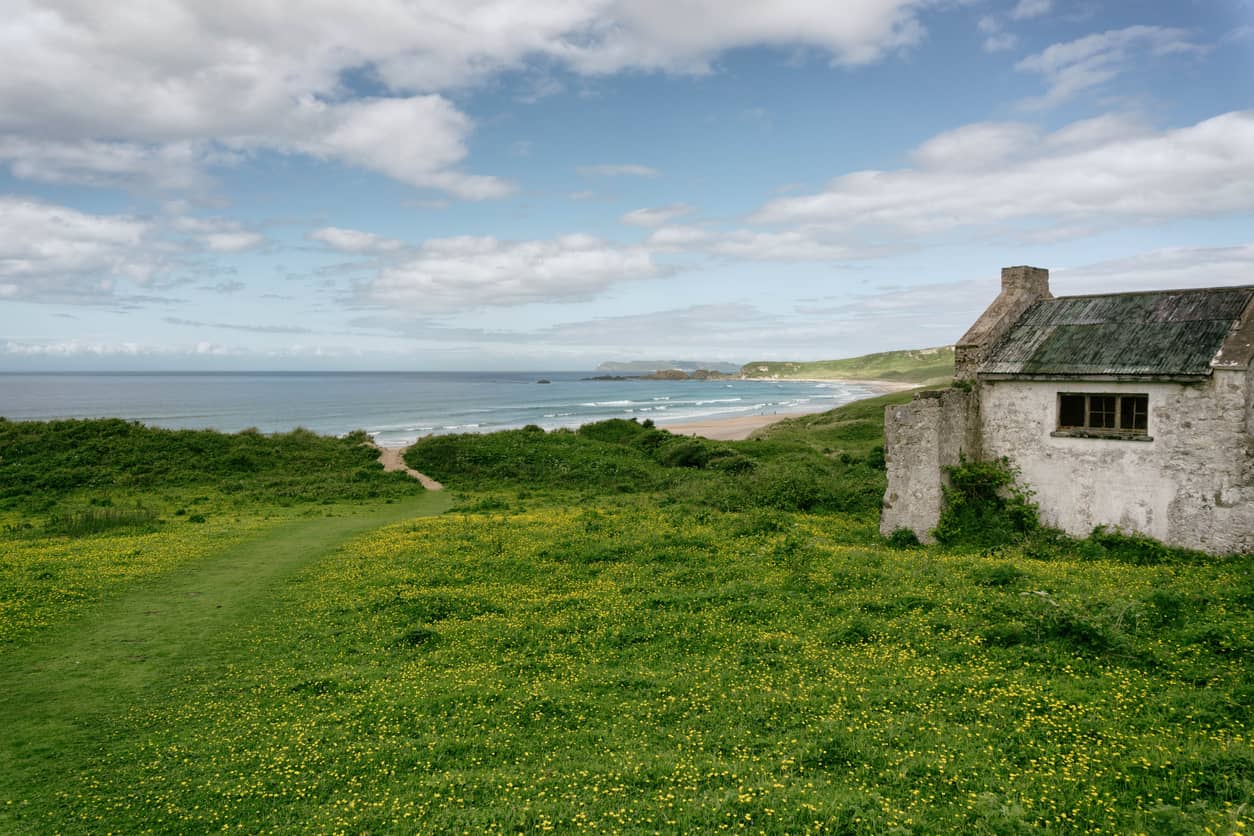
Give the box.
[2,0,1252,370]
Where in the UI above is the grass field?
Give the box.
[740,347,955,385]
[1,404,1251,833]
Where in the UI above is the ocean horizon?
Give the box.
[0,370,882,447]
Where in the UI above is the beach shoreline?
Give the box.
[661,379,919,440]
[373,379,922,447]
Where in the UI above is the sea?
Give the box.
[0,371,882,447]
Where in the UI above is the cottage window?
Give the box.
[1055,393,1149,439]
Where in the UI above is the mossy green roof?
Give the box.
[981,285,1254,377]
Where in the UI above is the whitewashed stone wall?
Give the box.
[979,372,1254,554]
[880,389,977,543]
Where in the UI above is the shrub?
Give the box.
[706,449,755,474]
[866,445,886,470]
[934,456,1039,548]
[575,419,645,445]
[971,562,1026,587]
[656,439,711,469]
[1086,526,1201,565]
[886,527,921,549]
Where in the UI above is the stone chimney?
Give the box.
[954,265,1052,380]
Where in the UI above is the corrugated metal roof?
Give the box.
[980,286,1254,377]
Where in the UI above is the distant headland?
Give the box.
[595,360,741,374]
[594,347,955,385]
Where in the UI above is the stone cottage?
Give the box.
[880,265,1254,555]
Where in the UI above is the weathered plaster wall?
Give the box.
[979,374,1253,554]
[881,389,977,542]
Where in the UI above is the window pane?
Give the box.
[1120,395,1148,432]
[1059,394,1086,428]
[1089,395,1116,429]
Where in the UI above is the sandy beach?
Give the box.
[662,412,796,440]
[663,379,919,441]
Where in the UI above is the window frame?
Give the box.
[1052,392,1151,441]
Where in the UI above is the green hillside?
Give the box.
[742,345,955,384]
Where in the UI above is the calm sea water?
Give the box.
[0,371,881,446]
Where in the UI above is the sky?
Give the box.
[1,0,1252,371]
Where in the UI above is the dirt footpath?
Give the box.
[375,445,445,491]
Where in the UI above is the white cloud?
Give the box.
[0,1,937,195]
[559,0,930,73]
[364,234,661,311]
[1055,243,1254,294]
[1042,112,1151,149]
[983,32,1018,52]
[1010,0,1051,20]
[0,197,164,303]
[535,303,769,346]
[646,225,715,248]
[910,121,1039,169]
[2,340,150,357]
[203,232,266,253]
[165,316,314,334]
[0,200,280,304]
[353,242,1254,360]
[646,226,870,261]
[1016,25,1202,109]
[288,97,514,199]
[310,226,407,254]
[752,110,1254,239]
[171,216,267,253]
[0,137,217,191]
[578,164,661,178]
[976,15,1017,53]
[620,204,694,226]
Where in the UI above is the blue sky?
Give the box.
[1,0,1252,370]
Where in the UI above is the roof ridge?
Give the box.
[1049,284,1254,301]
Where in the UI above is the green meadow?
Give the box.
[0,400,1250,833]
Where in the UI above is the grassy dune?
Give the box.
[742,346,955,385]
[1,403,1251,833]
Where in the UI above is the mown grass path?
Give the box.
[0,492,451,822]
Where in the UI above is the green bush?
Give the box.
[886,527,921,549]
[934,456,1039,548]
[575,418,648,445]
[656,439,711,469]
[1086,526,1203,565]
[971,562,1026,587]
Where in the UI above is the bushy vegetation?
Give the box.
[0,418,421,509]
[929,455,1218,564]
[405,415,887,514]
[934,456,1040,548]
